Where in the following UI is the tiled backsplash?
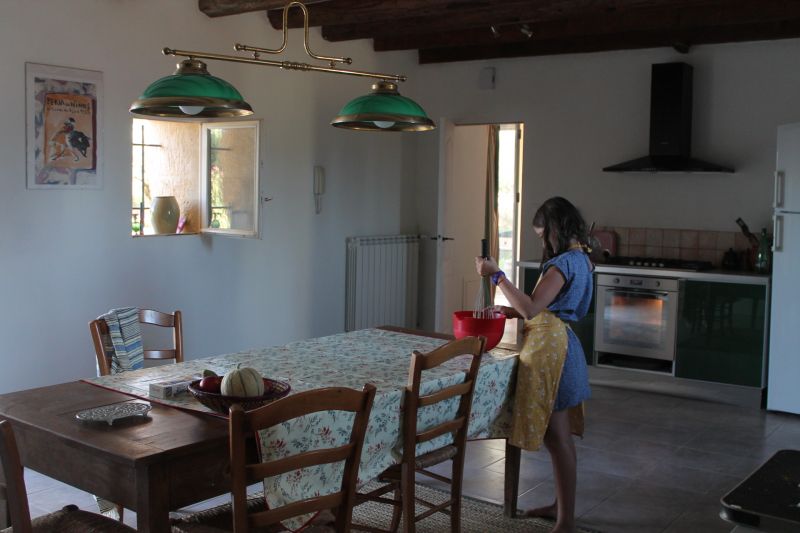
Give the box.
[599,226,754,267]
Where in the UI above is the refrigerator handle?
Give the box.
[774,171,785,209]
[773,215,784,252]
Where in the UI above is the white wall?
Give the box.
[411,39,800,269]
[0,0,421,392]
[4,2,798,385]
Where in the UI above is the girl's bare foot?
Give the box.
[521,501,557,520]
[549,521,576,533]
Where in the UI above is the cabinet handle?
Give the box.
[773,215,784,252]
[774,171,785,209]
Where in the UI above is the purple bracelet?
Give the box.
[491,270,506,286]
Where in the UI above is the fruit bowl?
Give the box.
[452,311,506,351]
[187,378,291,415]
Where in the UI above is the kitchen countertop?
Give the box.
[518,260,770,285]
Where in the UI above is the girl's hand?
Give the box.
[487,305,521,319]
[475,256,500,277]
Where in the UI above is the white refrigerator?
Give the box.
[767,123,800,414]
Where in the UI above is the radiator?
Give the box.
[345,234,419,331]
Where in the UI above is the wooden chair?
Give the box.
[89,309,183,376]
[172,384,377,533]
[0,420,135,533]
[88,308,183,520]
[353,336,485,533]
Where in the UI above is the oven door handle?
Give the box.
[606,288,671,299]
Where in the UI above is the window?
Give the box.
[131,119,260,237]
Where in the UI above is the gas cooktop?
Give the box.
[604,256,713,271]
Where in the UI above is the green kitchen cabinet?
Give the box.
[676,280,767,387]
[521,266,595,365]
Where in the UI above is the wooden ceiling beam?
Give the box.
[418,18,800,63]
[198,0,329,18]
[316,0,713,41]
[374,0,800,52]
[269,0,704,32]
[268,0,474,29]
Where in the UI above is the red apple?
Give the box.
[198,376,222,393]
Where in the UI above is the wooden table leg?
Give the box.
[1,497,9,528]
[504,439,521,518]
[135,463,171,533]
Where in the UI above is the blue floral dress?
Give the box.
[542,249,594,410]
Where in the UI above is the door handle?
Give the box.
[773,215,783,252]
[774,171,785,209]
[429,235,454,241]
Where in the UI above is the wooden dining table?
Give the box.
[0,327,523,532]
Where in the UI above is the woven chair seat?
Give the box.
[414,445,458,469]
[379,445,459,483]
[170,496,336,533]
[0,504,134,533]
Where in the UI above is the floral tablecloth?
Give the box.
[85,328,518,531]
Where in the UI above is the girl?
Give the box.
[476,196,593,533]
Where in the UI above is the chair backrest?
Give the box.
[89,309,183,376]
[229,384,376,533]
[0,420,33,533]
[402,336,485,464]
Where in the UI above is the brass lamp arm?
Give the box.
[162,47,407,83]
[235,1,351,67]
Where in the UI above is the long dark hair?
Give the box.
[532,197,589,261]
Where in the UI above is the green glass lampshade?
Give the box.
[130,59,253,118]
[331,81,435,132]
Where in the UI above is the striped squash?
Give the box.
[221,367,264,397]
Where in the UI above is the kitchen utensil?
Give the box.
[722,248,738,270]
[473,238,492,318]
[735,217,760,248]
[452,311,506,351]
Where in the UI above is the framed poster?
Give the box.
[26,63,102,189]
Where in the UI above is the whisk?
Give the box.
[473,239,493,319]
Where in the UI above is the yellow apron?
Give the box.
[510,309,585,451]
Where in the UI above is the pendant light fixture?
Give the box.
[130,59,253,118]
[331,81,435,132]
[130,1,434,132]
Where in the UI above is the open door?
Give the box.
[434,122,523,341]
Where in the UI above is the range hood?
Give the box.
[603,62,733,173]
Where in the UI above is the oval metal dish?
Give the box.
[75,402,152,426]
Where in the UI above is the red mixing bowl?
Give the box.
[452,311,507,351]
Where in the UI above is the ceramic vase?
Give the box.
[151,196,180,234]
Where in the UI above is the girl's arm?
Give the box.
[477,257,566,320]
[498,268,565,320]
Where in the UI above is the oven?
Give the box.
[594,273,679,365]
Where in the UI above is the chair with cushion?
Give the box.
[172,384,377,533]
[0,420,135,533]
[353,336,485,533]
[89,308,183,376]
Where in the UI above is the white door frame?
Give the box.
[434,118,455,332]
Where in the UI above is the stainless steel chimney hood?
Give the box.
[603,63,733,173]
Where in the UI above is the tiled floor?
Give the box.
[23,385,800,532]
